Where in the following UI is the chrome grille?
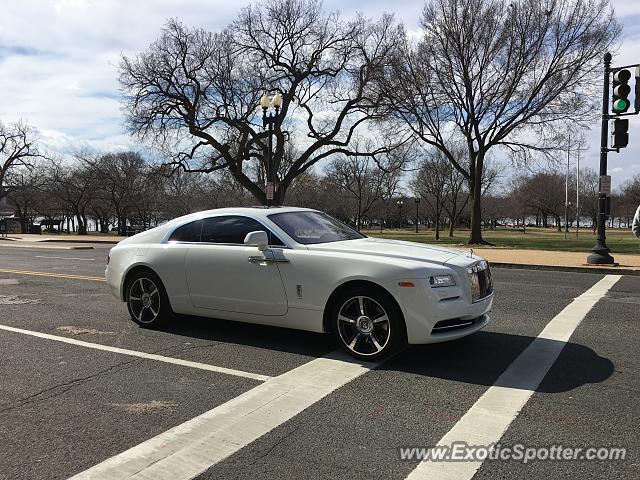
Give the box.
[468,261,493,302]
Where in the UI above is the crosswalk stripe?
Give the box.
[404,274,621,480]
[0,324,271,382]
[68,350,379,480]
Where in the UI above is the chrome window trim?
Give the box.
[161,214,293,249]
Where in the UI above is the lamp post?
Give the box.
[564,133,570,239]
[259,91,283,207]
[414,197,420,234]
[397,199,404,228]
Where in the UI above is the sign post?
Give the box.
[266,182,274,202]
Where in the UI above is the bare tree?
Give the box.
[412,151,450,240]
[162,169,211,217]
[89,152,148,234]
[0,121,44,201]
[5,163,47,233]
[506,176,533,232]
[326,148,402,229]
[519,171,567,229]
[286,170,331,211]
[119,1,407,206]
[382,0,620,244]
[579,167,599,231]
[47,159,95,235]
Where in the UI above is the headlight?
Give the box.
[466,260,489,274]
[429,274,456,288]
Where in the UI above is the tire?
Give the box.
[328,286,405,360]
[125,270,171,328]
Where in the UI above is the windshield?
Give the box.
[268,211,365,245]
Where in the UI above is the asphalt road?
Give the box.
[0,244,637,480]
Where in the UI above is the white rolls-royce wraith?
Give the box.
[105,207,493,359]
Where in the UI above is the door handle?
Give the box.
[248,255,290,264]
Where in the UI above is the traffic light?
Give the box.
[635,66,640,112]
[611,118,629,148]
[612,69,631,114]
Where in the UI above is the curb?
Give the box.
[36,239,120,244]
[0,243,94,250]
[1,236,120,244]
[490,262,640,276]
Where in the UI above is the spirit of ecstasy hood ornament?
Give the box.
[469,248,474,258]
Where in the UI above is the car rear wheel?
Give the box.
[330,287,405,360]
[126,271,170,328]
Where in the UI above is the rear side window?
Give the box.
[168,220,202,242]
[201,216,285,246]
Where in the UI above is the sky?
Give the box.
[0,0,639,190]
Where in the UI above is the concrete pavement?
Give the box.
[0,244,637,479]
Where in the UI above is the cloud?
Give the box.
[0,45,56,62]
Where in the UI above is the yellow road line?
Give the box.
[0,268,105,282]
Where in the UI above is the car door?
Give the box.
[184,215,288,316]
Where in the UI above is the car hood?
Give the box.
[305,237,478,266]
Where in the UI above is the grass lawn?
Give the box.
[362,227,640,254]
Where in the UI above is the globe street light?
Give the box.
[397,199,404,228]
[259,91,283,207]
[414,197,420,234]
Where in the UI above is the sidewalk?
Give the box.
[1,233,122,244]
[476,248,640,275]
[0,234,121,250]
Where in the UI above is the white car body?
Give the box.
[105,207,493,345]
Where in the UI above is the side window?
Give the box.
[200,216,285,246]
[168,220,202,242]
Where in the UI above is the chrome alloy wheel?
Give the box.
[337,295,391,356]
[128,277,161,324]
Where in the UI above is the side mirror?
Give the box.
[244,230,269,251]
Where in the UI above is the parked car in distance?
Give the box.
[105,207,493,359]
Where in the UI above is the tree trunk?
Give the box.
[467,154,486,245]
[468,190,483,244]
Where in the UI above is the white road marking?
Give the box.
[405,274,621,480]
[69,351,378,480]
[35,255,95,261]
[0,324,270,382]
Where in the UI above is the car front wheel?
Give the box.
[126,271,170,328]
[331,287,405,360]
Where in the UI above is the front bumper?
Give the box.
[427,314,490,343]
[393,279,494,344]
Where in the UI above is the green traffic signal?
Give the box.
[613,98,630,113]
[612,68,631,114]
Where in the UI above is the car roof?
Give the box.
[168,206,318,225]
